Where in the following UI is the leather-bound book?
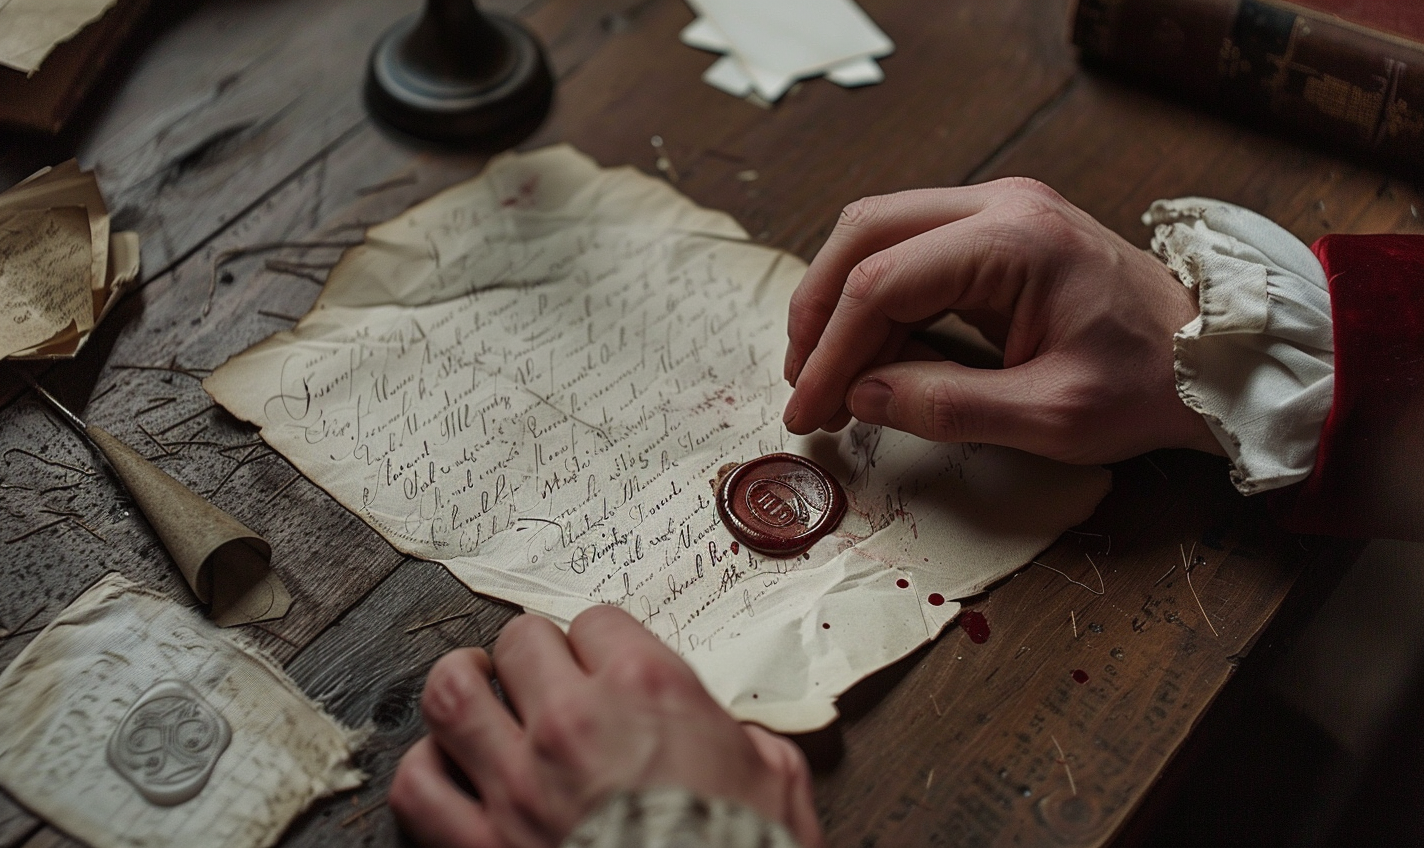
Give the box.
[1072,0,1424,170]
[0,0,153,135]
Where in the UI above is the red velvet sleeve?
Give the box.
[1273,234,1424,540]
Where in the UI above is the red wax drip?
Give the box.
[896,578,910,589]
[730,541,740,555]
[927,593,945,606]
[822,622,830,629]
[960,610,990,644]
[1071,669,1089,684]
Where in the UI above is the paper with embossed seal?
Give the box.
[0,573,364,848]
[205,145,1111,732]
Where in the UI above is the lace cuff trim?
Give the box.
[1143,198,1333,495]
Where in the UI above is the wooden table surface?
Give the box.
[1,0,1418,846]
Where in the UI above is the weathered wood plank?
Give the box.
[972,74,1424,244]
[528,0,1080,262]
[277,560,518,847]
[813,452,1357,847]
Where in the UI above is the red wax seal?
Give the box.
[716,452,846,557]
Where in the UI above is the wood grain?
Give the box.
[0,0,1409,845]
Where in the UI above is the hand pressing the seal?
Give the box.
[782,178,1222,464]
[389,605,824,848]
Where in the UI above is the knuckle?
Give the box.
[924,380,981,442]
[528,693,597,761]
[604,652,687,700]
[843,251,893,302]
[995,175,1063,205]
[837,195,888,230]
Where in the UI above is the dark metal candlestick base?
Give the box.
[365,0,552,145]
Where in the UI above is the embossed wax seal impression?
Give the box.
[107,679,232,805]
[716,452,846,557]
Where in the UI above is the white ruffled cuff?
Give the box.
[1143,198,1334,495]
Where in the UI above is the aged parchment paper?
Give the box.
[0,0,118,74]
[0,573,363,848]
[206,146,1111,731]
[0,159,140,359]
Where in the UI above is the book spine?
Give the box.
[1072,0,1424,171]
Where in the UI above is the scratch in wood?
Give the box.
[2,448,93,476]
[338,797,389,828]
[1051,734,1077,796]
[264,474,301,504]
[112,363,212,381]
[1032,560,1104,597]
[208,445,258,497]
[1182,543,1219,637]
[1070,609,1078,639]
[135,421,174,456]
[264,258,328,284]
[137,396,178,416]
[5,517,67,544]
[405,608,481,635]
[929,693,944,717]
[90,382,120,404]
[0,606,43,639]
[157,405,216,436]
[206,239,361,316]
[356,171,418,196]
[67,517,108,543]
[925,768,935,792]
[1153,564,1177,587]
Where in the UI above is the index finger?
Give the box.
[784,185,998,386]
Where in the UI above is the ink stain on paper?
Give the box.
[1071,669,1089,684]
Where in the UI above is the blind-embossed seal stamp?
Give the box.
[107,680,231,805]
[716,453,846,556]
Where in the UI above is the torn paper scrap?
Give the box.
[0,206,92,357]
[0,0,119,74]
[205,145,1110,732]
[0,160,140,359]
[682,0,893,101]
[0,573,364,848]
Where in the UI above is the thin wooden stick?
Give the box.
[1032,561,1104,596]
[1052,735,1077,796]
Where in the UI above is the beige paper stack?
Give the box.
[0,159,139,360]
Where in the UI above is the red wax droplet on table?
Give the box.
[730,541,739,555]
[928,593,945,606]
[1071,669,1089,684]
[960,610,990,644]
[896,578,909,589]
[725,396,735,404]
[822,622,830,629]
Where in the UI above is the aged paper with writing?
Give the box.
[0,205,91,356]
[0,159,140,359]
[206,146,1110,731]
[0,573,363,848]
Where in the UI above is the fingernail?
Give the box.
[782,397,798,429]
[851,379,893,421]
[424,666,475,724]
[784,348,803,386]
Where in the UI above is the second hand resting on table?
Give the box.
[391,179,1232,847]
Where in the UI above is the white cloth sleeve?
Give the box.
[1142,198,1334,495]
[562,787,802,848]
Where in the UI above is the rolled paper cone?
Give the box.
[84,424,292,626]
